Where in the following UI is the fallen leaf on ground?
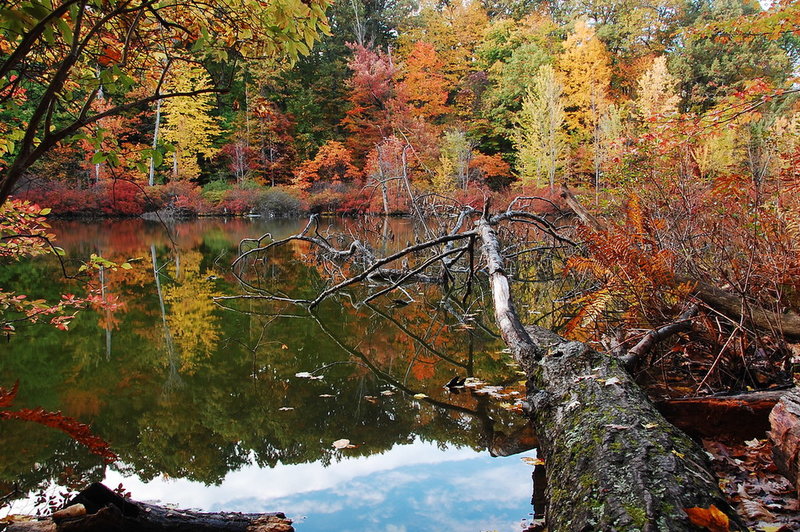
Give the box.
[684,505,730,532]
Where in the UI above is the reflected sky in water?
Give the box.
[104,439,537,532]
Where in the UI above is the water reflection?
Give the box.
[0,217,537,530]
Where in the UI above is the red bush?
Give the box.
[97,180,146,216]
[219,186,261,215]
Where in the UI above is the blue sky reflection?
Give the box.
[104,439,536,532]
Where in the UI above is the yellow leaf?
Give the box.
[521,457,545,466]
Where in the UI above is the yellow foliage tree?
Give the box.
[635,56,680,122]
[557,19,612,144]
[161,65,222,181]
[513,64,565,189]
[164,250,222,374]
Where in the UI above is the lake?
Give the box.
[0,217,542,531]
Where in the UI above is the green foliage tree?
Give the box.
[513,64,564,189]
[670,0,791,111]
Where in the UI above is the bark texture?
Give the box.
[476,217,745,531]
[769,388,800,496]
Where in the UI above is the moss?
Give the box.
[624,505,648,529]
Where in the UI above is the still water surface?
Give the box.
[0,217,539,531]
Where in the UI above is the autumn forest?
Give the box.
[2,0,800,530]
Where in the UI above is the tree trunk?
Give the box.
[476,217,745,531]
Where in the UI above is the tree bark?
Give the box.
[476,217,745,531]
[769,388,800,496]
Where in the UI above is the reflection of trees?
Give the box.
[2,218,538,500]
[163,250,222,374]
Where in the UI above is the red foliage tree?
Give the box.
[341,44,398,161]
[251,99,298,187]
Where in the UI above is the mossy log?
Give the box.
[477,218,745,531]
[6,483,294,532]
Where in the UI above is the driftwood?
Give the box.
[477,216,745,530]
[6,483,293,532]
[769,388,800,496]
[224,206,754,529]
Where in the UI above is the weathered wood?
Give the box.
[657,389,787,441]
[35,483,294,532]
[769,388,800,496]
[476,217,745,531]
[681,277,800,342]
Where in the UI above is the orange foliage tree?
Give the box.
[293,140,362,194]
[397,41,450,122]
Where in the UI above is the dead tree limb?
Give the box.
[620,304,699,369]
[228,209,748,529]
[657,388,787,441]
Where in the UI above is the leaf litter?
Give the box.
[704,438,800,531]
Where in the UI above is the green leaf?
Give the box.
[90,152,106,164]
[38,207,51,215]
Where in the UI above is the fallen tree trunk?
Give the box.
[477,217,745,531]
[6,483,294,532]
[657,389,787,441]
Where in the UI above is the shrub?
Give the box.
[151,181,210,216]
[201,180,232,205]
[17,182,101,217]
[97,180,146,216]
[219,185,262,215]
[257,187,302,217]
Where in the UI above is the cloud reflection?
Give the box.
[104,439,535,531]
